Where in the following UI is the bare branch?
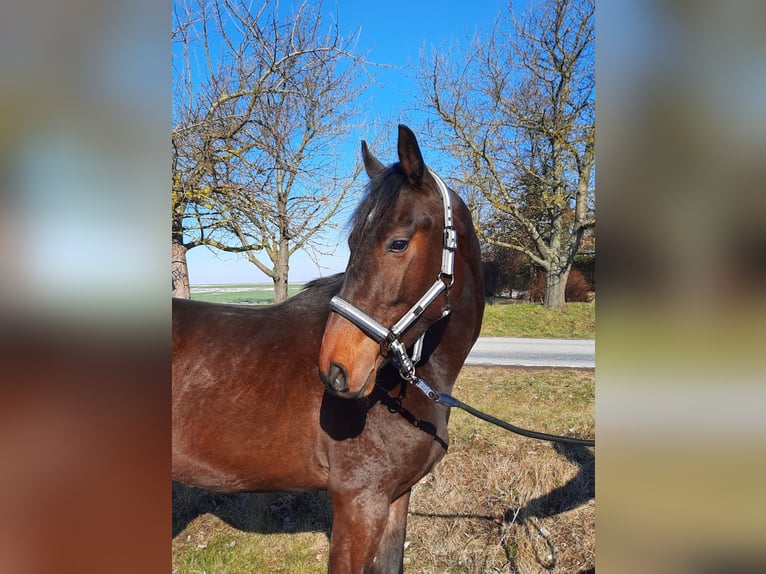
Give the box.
[419,0,594,308]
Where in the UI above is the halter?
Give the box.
[328,169,457,378]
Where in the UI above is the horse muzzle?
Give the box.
[319,312,381,398]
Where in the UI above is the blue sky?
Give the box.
[187,0,510,285]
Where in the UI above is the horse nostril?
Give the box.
[325,362,349,393]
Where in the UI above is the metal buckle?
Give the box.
[443,226,458,252]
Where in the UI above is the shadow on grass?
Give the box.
[501,443,595,573]
[408,444,594,524]
[172,482,333,540]
[407,443,594,573]
[509,442,595,521]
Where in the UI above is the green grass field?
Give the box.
[481,302,595,339]
[189,284,595,339]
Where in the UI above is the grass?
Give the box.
[172,366,595,573]
[481,302,595,339]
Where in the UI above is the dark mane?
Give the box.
[348,164,408,246]
[302,273,345,292]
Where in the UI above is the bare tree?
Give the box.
[421,0,594,309]
[172,0,368,301]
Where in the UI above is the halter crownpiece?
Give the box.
[329,168,457,376]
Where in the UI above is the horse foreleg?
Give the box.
[370,490,411,574]
[327,489,395,574]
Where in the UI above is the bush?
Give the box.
[526,268,592,303]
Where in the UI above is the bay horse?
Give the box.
[172,125,484,573]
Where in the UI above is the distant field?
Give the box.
[190,283,306,305]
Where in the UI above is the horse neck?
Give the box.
[428,215,484,390]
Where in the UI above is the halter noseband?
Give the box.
[328,169,457,378]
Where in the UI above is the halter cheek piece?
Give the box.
[328,169,457,382]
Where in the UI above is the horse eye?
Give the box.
[389,239,409,253]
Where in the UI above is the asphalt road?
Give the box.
[466,337,595,368]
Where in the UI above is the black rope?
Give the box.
[437,392,595,447]
[390,341,595,447]
[409,377,595,447]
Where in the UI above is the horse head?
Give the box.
[319,125,475,398]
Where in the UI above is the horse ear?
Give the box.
[397,124,425,187]
[361,140,385,179]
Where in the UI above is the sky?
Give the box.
[186,0,511,285]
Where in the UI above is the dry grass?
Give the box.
[172,367,595,573]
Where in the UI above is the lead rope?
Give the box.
[388,343,596,448]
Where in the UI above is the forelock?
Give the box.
[348,164,407,246]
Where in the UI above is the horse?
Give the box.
[172,124,485,573]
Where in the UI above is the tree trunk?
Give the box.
[172,240,191,299]
[272,274,288,304]
[272,236,290,304]
[544,267,569,310]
